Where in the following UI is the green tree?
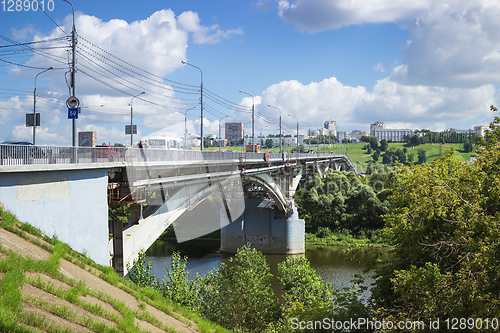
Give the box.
[265,138,274,148]
[372,150,380,162]
[198,245,279,332]
[417,148,427,164]
[372,145,500,324]
[379,139,388,151]
[369,136,378,150]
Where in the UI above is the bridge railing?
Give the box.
[0,144,347,166]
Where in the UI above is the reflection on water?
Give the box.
[146,239,383,300]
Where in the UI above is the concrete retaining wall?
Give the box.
[0,168,109,266]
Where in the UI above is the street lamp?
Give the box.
[130,92,145,146]
[184,106,196,150]
[239,90,254,147]
[301,121,311,153]
[268,105,282,153]
[181,61,204,151]
[260,125,268,147]
[218,115,229,150]
[288,113,299,153]
[33,66,54,145]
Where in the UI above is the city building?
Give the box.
[324,120,337,136]
[78,131,97,147]
[349,130,368,142]
[337,131,347,142]
[225,123,244,142]
[474,126,487,137]
[370,121,413,142]
[370,121,385,137]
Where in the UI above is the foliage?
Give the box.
[126,251,157,288]
[296,169,390,236]
[158,252,200,311]
[198,244,279,332]
[417,148,427,163]
[273,256,335,332]
[371,143,500,324]
[380,139,388,151]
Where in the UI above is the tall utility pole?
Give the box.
[33,66,54,145]
[130,92,145,146]
[63,0,78,162]
[181,61,203,151]
[239,90,254,147]
[288,114,299,153]
[268,105,282,153]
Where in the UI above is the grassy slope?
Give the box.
[342,142,478,170]
[0,207,229,333]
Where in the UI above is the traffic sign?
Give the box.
[68,108,79,119]
[66,96,79,108]
[125,125,137,135]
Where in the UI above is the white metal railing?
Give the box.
[0,144,349,167]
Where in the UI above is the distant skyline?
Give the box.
[1,0,499,145]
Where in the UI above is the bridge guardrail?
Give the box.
[0,144,351,167]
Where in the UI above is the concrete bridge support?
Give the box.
[220,198,305,254]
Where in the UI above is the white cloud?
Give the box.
[277,0,431,32]
[275,0,500,88]
[373,63,386,73]
[428,122,447,132]
[178,11,244,44]
[254,76,496,132]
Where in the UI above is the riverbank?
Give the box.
[0,208,229,333]
[305,231,390,247]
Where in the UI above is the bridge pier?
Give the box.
[220,198,304,254]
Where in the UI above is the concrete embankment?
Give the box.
[0,208,228,333]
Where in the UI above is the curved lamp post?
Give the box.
[268,104,282,153]
[181,61,204,151]
[288,113,299,153]
[301,121,311,153]
[184,106,197,150]
[218,115,229,150]
[130,92,145,146]
[239,90,254,147]
[33,66,54,145]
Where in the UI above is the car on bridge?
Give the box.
[91,145,122,161]
[0,141,45,160]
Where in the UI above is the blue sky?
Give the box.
[1,0,499,145]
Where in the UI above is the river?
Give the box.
[145,238,381,301]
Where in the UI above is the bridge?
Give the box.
[0,144,356,275]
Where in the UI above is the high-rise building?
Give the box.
[225,123,244,142]
[324,120,337,135]
[78,131,97,147]
[370,121,385,136]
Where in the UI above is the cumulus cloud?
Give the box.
[254,77,495,132]
[1,9,243,145]
[277,0,431,32]
[178,11,244,44]
[275,0,500,88]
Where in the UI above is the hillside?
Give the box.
[0,207,229,333]
[342,142,477,170]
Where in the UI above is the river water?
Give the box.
[145,239,381,301]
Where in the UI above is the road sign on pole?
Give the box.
[125,125,137,135]
[26,113,40,127]
[66,96,79,108]
[68,108,78,119]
